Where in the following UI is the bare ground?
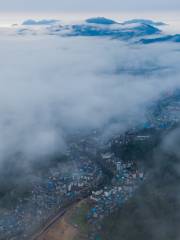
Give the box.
[36,200,91,240]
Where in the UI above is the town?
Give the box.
[0,89,180,240]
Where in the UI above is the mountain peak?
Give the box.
[85,17,118,25]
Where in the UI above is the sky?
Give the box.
[0,0,180,12]
[0,0,179,26]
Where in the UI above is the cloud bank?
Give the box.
[0,35,180,169]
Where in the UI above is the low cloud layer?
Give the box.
[0,35,180,168]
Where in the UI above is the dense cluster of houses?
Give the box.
[87,152,144,240]
[0,141,103,240]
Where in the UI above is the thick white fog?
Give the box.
[0,35,180,165]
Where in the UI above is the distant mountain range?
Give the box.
[139,34,180,44]
[122,19,165,26]
[19,17,180,44]
[49,17,162,38]
[22,19,59,25]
